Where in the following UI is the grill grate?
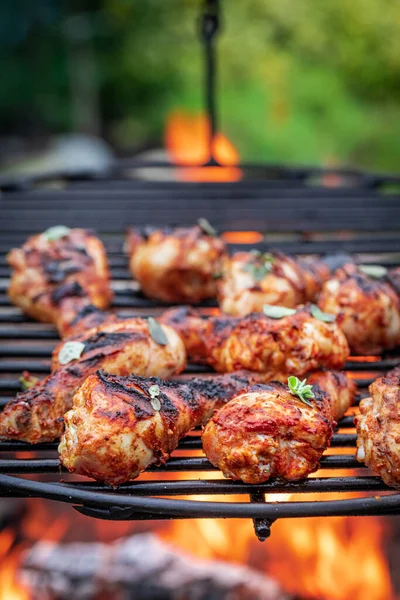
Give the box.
[0,171,400,540]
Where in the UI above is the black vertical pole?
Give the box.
[200,0,220,166]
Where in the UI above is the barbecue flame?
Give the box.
[0,362,396,599]
[165,111,242,181]
[0,530,28,600]
[161,512,394,600]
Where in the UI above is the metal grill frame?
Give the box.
[1,170,400,541]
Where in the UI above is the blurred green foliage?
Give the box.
[1,0,400,170]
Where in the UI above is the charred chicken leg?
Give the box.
[7,227,113,336]
[217,251,349,315]
[318,263,400,355]
[59,370,255,486]
[203,371,356,483]
[160,305,350,379]
[0,318,186,443]
[355,367,400,488]
[126,223,226,304]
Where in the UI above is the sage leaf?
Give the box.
[148,317,168,346]
[359,265,388,279]
[58,341,85,365]
[149,384,161,411]
[310,304,336,323]
[263,305,296,318]
[287,375,314,407]
[43,226,71,242]
[197,218,217,237]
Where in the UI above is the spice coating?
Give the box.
[59,370,254,485]
[202,371,356,483]
[0,318,186,443]
[161,305,349,379]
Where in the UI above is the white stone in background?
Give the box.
[0,134,114,177]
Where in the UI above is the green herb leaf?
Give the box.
[149,384,161,411]
[359,265,388,279]
[212,271,224,280]
[43,226,71,242]
[263,305,296,319]
[19,373,40,391]
[197,218,217,237]
[287,375,315,407]
[58,341,85,365]
[148,317,168,346]
[310,304,336,323]
[242,252,274,281]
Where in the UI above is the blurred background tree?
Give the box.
[1,0,399,171]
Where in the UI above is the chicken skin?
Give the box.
[355,367,400,488]
[0,318,186,443]
[7,227,113,336]
[217,251,346,316]
[202,371,356,484]
[318,263,400,355]
[126,224,226,304]
[59,370,255,486]
[160,305,349,379]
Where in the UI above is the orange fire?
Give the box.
[0,360,396,599]
[165,111,242,182]
[266,515,393,600]
[0,530,28,600]
[222,231,263,244]
[160,512,394,600]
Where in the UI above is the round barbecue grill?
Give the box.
[1,0,400,541]
[1,164,400,541]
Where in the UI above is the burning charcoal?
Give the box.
[20,533,289,600]
[110,534,288,600]
[20,541,111,600]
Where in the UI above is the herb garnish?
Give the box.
[43,226,71,242]
[263,305,296,318]
[149,384,161,411]
[242,252,274,281]
[58,341,85,365]
[212,271,224,280]
[197,218,217,237]
[287,376,315,407]
[148,317,168,346]
[310,304,336,323]
[359,265,388,279]
[19,373,40,391]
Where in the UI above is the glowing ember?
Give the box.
[266,516,393,600]
[165,111,242,182]
[0,532,28,600]
[222,231,263,244]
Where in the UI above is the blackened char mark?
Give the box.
[387,270,400,296]
[51,281,84,304]
[321,253,353,273]
[352,271,382,296]
[44,260,83,283]
[68,304,106,328]
[189,374,250,401]
[96,371,173,420]
[211,317,237,337]
[82,331,139,353]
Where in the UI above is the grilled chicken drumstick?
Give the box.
[59,370,255,486]
[0,318,185,443]
[203,371,356,483]
[126,222,226,304]
[355,367,400,488]
[217,251,349,316]
[160,305,349,379]
[7,227,113,336]
[318,263,400,355]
